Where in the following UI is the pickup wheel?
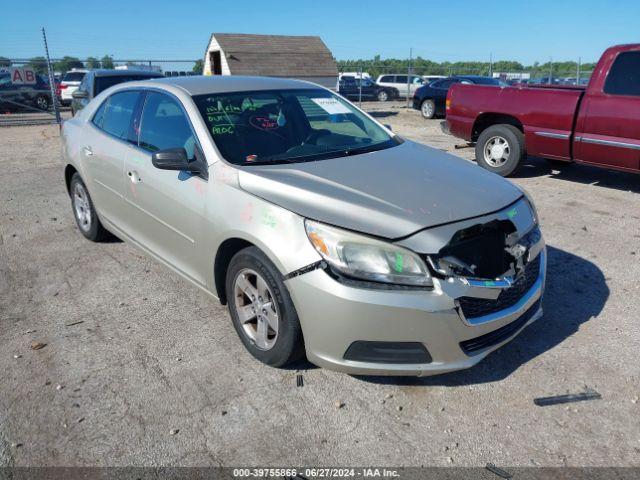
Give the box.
[420,99,436,119]
[475,124,525,177]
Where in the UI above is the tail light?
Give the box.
[446,90,452,111]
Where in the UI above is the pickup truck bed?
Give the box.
[444,44,640,176]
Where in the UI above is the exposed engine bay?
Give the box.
[431,221,542,281]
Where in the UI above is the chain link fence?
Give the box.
[2,35,596,126]
[338,61,594,84]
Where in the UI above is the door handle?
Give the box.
[82,146,93,156]
[127,170,142,183]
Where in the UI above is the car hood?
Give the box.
[237,140,523,240]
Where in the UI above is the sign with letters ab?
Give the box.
[8,68,37,85]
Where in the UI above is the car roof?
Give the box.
[133,75,322,95]
[453,75,491,79]
[90,69,164,78]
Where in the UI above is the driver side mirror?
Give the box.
[152,147,206,177]
[72,90,88,99]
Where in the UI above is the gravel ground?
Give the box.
[1,103,639,467]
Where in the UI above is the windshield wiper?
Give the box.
[342,142,391,156]
[239,141,396,166]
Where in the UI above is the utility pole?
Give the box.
[577,57,581,84]
[549,57,553,85]
[406,47,412,108]
[358,64,362,108]
[489,52,493,77]
[42,27,61,125]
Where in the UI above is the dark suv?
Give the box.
[0,72,53,112]
[71,69,164,115]
[338,76,398,102]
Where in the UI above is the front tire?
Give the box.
[420,99,436,119]
[69,173,109,241]
[226,247,305,368]
[475,124,525,177]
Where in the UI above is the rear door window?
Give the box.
[99,91,141,140]
[95,75,158,95]
[379,75,393,83]
[139,92,196,159]
[395,75,408,84]
[604,51,640,96]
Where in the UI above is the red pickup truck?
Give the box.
[443,44,640,176]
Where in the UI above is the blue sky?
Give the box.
[1,0,639,64]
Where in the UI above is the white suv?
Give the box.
[59,69,87,106]
[376,74,424,98]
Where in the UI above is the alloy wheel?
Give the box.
[73,182,92,232]
[421,100,434,118]
[36,96,48,110]
[483,135,511,167]
[233,268,279,350]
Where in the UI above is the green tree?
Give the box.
[192,59,203,74]
[86,56,101,69]
[54,56,84,73]
[0,57,11,68]
[101,55,114,69]
[27,56,48,74]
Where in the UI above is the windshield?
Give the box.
[193,88,399,165]
[468,77,503,86]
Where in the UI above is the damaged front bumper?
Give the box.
[285,197,546,376]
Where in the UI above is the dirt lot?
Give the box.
[1,102,639,467]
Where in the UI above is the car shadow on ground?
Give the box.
[354,245,609,386]
[368,111,399,119]
[507,156,640,194]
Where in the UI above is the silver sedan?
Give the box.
[61,76,546,376]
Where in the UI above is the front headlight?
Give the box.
[519,187,539,224]
[305,220,432,287]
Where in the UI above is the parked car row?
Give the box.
[69,69,164,115]
[337,74,446,102]
[337,75,398,102]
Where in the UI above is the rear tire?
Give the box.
[69,173,109,242]
[377,90,389,102]
[226,247,305,368]
[420,99,436,119]
[475,124,525,177]
[35,95,49,111]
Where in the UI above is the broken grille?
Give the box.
[460,299,541,355]
[458,254,541,319]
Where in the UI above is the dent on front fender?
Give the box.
[207,165,322,284]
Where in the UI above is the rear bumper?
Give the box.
[440,120,451,135]
[286,248,546,376]
[444,114,474,141]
